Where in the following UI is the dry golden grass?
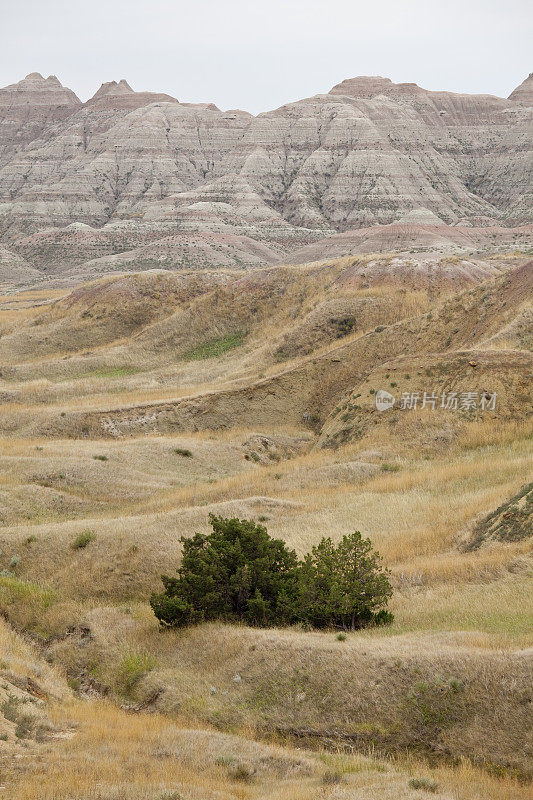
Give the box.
[0,288,66,327]
[389,574,533,644]
[0,423,530,615]
[122,430,531,567]
[0,619,69,701]
[13,700,315,800]
[9,697,531,800]
[0,257,531,795]
[0,380,217,413]
[12,605,526,780]
[2,612,530,800]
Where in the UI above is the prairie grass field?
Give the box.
[0,254,531,797]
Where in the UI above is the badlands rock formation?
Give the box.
[0,73,81,164]
[508,73,533,105]
[85,79,179,110]
[0,72,531,284]
[286,222,533,262]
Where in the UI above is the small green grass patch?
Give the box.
[174,448,192,458]
[181,332,245,361]
[71,530,96,550]
[68,366,142,380]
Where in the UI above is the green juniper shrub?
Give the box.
[373,609,394,626]
[150,515,300,628]
[297,532,393,630]
[151,517,393,631]
[335,316,356,338]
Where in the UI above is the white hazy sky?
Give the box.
[0,0,531,113]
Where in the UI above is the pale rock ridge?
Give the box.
[0,244,42,283]
[0,72,81,163]
[85,78,179,109]
[91,79,135,98]
[329,75,505,104]
[0,72,81,105]
[508,73,533,105]
[0,71,531,280]
[285,222,533,263]
[329,75,415,98]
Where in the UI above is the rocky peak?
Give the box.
[329,76,425,99]
[0,70,530,237]
[0,73,81,163]
[329,76,393,98]
[327,75,511,106]
[91,79,135,99]
[508,73,533,105]
[85,79,178,109]
[0,72,81,105]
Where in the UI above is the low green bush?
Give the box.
[174,448,192,458]
[71,530,96,550]
[117,653,157,697]
[151,516,393,631]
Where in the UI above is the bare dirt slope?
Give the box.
[287,222,533,262]
[14,259,527,442]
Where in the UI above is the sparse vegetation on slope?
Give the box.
[181,331,245,361]
[0,243,531,794]
[465,482,533,551]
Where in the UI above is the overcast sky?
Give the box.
[1,0,531,113]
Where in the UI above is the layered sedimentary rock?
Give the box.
[508,73,533,105]
[0,73,81,163]
[286,223,533,262]
[0,245,42,284]
[0,73,531,283]
[0,100,252,233]
[65,231,282,279]
[85,79,179,110]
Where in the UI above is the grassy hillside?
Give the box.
[0,248,531,795]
